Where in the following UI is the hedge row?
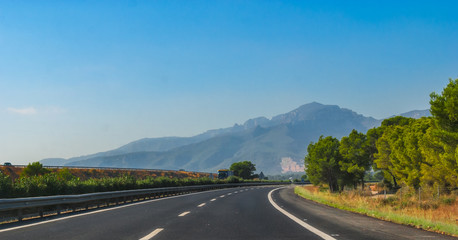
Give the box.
[0,171,254,198]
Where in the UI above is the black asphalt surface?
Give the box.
[0,185,455,240]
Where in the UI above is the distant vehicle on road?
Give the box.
[3,162,12,166]
[217,169,233,179]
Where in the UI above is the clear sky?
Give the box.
[1,1,457,164]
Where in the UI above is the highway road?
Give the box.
[0,185,456,240]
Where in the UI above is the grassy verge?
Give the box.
[294,186,458,237]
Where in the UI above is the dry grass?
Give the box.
[295,185,458,237]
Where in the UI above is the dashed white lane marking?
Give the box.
[268,188,336,240]
[198,203,206,207]
[139,228,164,240]
[210,198,217,202]
[234,191,239,193]
[228,193,232,195]
[178,211,190,217]
[220,195,225,198]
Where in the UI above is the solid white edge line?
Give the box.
[268,187,336,240]
[178,211,190,217]
[0,188,230,233]
[139,228,164,240]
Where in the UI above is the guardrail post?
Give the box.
[57,205,61,215]
[39,208,44,218]
[17,209,23,222]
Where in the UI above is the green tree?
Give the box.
[373,116,417,189]
[366,127,384,162]
[304,136,343,192]
[425,78,458,189]
[430,79,458,132]
[374,118,432,189]
[381,116,413,128]
[21,162,50,177]
[373,127,398,188]
[339,129,371,189]
[230,161,256,179]
[394,118,430,189]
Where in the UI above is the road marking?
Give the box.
[198,203,206,207]
[178,211,190,217]
[234,191,239,193]
[0,189,228,233]
[210,198,217,202]
[227,193,232,195]
[139,228,164,240]
[268,188,336,240]
[220,195,225,198]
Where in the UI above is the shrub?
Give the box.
[21,162,50,177]
[0,171,13,197]
[441,197,455,205]
[226,176,243,183]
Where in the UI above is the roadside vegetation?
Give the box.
[295,185,457,236]
[299,79,457,236]
[0,162,277,198]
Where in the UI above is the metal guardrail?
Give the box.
[0,182,288,223]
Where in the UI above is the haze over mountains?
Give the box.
[40,102,430,174]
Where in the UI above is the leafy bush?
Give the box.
[0,171,13,197]
[21,162,50,177]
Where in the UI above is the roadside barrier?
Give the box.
[0,182,288,223]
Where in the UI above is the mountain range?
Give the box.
[40,102,430,174]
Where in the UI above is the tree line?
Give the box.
[305,79,457,192]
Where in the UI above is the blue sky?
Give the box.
[1,1,457,164]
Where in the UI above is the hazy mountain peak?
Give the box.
[243,117,270,129]
[271,102,372,125]
[395,109,431,119]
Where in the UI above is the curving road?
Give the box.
[0,185,455,240]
